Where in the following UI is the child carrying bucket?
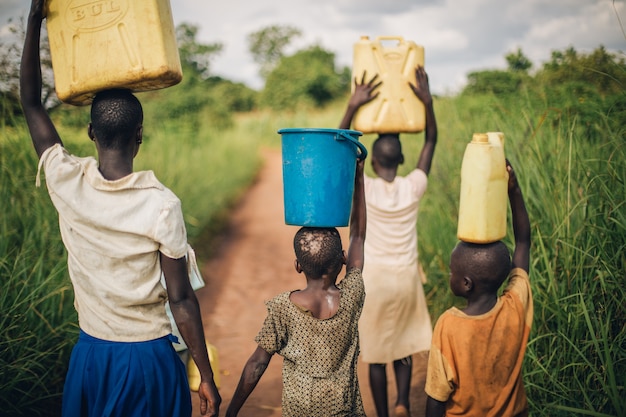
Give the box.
[339,66,437,417]
[225,156,368,416]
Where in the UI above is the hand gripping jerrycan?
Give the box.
[278,128,367,227]
[351,36,425,134]
[45,0,183,105]
[457,132,509,244]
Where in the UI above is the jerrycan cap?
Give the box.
[471,133,489,144]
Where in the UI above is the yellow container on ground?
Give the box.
[457,132,509,244]
[187,341,221,391]
[351,36,425,134]
[45,0,182,106]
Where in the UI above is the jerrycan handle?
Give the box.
[337,131,368,161]
[375,35,406,45]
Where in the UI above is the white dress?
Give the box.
[359,169,433,363]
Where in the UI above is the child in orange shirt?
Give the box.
[425,161,531,417]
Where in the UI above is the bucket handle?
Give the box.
[337,131,368,161]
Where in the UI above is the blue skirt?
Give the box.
[62,330,191,417]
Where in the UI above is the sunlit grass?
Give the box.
[2,88,624,415]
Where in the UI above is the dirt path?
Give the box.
[191,148,428,417]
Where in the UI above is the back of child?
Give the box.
[339,66,437,417]
[20,2,220,415]
[425,161,532,417]
[225,159,367,417]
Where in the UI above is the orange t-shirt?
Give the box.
[425,268,533,416]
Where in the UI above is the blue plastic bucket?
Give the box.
[278,128,367,227]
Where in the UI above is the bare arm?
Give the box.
[506,161,530,273]
[338,71,381,130]
[410,66,437,175]
[20,0,63,158]
[225,346,273,417]
[425,396,446,417]
[346,158,366,270]
[161,254,221,416]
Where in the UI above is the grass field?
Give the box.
[1,89,624,416]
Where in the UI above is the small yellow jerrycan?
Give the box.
[45,0,183,105]
[457,132,509,244]
[351,36,425,134]
[187,341,221,391]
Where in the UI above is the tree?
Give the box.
[538,45,626,96]
[260,45,349,110]
[176,23,223,79]
[462,70,525,96]
[505,48,532,72]
[247,25,302,80]
[0,16,58,114]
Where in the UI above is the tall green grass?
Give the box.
[2,87,624,415]
[415,93,625,416]
[1,126,75,415]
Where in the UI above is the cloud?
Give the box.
[1,0,623,95]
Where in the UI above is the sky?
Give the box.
[1,0,625,95]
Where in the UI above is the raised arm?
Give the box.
[20,0,63,158]
[161,254,221,416]
[506,161,530,273]
[225,346,273,417]
[338,71,381,130]
[410,66,437,175]
[346,158,366,270]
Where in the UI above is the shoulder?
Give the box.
[504,268,531,297]
[406,168,428,185]
[265,291,292,311]
[503,267,533,311]
[40,143,91,173]
[340,267,363,288]
[432,308,459,334]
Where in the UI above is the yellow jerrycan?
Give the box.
[45,0,183,106]
[187,340,221,391]
[351,36,425,134]
[457,132,509,244]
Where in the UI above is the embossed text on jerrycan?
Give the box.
[351,35,425,134]
[457,132,509,244]
[45,0,183,106]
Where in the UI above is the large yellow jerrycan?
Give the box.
[351,36,425,134]
[187,340,221,391]
[45,0,183,106]
[457,132,509,244]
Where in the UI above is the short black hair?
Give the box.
[453,241,512,292]
[372,134,402,168]
[90,89,143,149]
[293,227,344,277]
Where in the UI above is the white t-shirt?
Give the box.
[363,168,428,266]
[37,144,188,342]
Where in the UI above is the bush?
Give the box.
[261,45,349,110]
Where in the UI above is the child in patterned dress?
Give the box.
[225,158,367,417]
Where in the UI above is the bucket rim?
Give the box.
[277,127,362,137]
